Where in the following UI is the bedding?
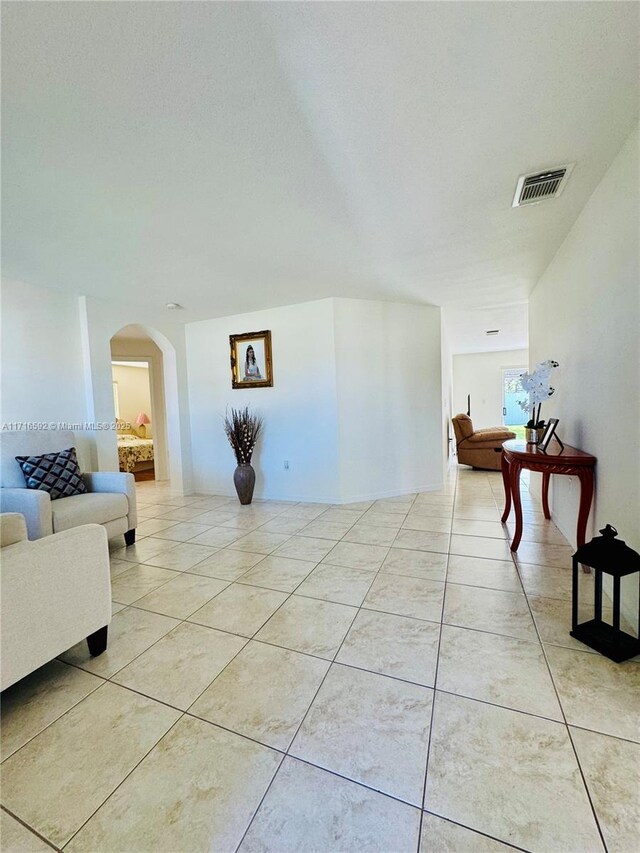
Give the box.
[117,435,154,472]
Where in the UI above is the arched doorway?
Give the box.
[105,322,188,490]
[110,325,169,482]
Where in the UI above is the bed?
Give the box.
[117,433,155,474]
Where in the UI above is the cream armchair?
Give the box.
[0,430,137,543]
[0,513,112,691]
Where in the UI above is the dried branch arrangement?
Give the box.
[223,406,263,465]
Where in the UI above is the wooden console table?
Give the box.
[501,439,596,554]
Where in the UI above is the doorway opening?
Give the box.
[110,327,169,482]
[502,367,528,440]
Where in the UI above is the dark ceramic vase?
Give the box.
[233,463,255,505]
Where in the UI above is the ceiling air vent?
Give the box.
[512,164,574,207]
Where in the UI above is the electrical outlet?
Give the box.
[283,460,289,470]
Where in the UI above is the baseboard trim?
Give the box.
[191,488,335,504]
[336,483,445,504]
[190,482,445,504]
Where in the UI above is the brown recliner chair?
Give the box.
[452,414,516,471]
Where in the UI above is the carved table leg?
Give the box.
[576,468,594,547]
[501,451,512,523]
[541,472,551,520]
[509,460,524,551]
[577,468,595,573]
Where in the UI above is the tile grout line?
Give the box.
[503,477,610,853]
[117,493,318,565]
[5,483,623,850]
[137,493,405,555]
[1,804,61,851]
[101,499,388,815]
[148,491,550,761]
[55,538,630,761]
[107,540,324,699]
[104,506,381,707]
[417,467,460,852]
[232,495,417,851]
[3,677,186,850]
[0,676,105,765]
[58,625,589,736]
[112,502,347,615]
[71,549,282,709]
[163,562,323,716]
[61,713,187,850]
[421,807,529,853]
[9,654,615,852]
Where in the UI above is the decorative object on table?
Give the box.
[537,417,564,453]
[223,406,263,505]
[518,360,559,443]
[229,330,273,389]
[570,524,640,662]
[135,412,151,438]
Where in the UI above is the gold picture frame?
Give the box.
[230,330,273,389]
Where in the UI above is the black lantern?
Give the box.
[571,524,640,662]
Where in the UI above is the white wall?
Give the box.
[334,299,443,500]
[0,279,193,491]
[441,320,455,468]
[0,279,94,464]
[453,349,529,429]
[110,335,169,480]
[187,299,341,502]
[111,364,153,435]
[529,124,639,614]
[2,281,445,503]
[79,295,193,491]
[187,297,444,502]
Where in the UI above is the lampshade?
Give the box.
[136,412,151,426]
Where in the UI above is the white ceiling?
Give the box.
[2,2,638,352]
[443,302,529,356]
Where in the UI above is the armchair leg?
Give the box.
[124,528,136,546]
[87,626,108,657]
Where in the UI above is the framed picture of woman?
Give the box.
[229,330,273,389]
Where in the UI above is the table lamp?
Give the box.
[136,412,151,438]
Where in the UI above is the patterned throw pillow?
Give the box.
[15,447,88,500]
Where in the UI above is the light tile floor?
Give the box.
[1,469,639,852]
